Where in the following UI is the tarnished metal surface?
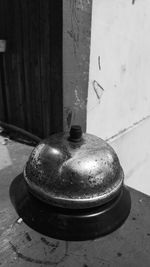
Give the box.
[24,131,124,209]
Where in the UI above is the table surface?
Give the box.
[0,138,150,267]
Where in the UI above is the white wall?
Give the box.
[87,0,150,140]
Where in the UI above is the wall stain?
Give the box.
[132,0,135,4]
[93,80,104,102]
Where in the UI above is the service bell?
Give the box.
[22,125,131,240]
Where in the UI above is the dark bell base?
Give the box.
[10,174,131,241]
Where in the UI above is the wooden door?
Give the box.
[0,0,63,138]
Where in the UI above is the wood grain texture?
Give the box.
[0,0,63,138]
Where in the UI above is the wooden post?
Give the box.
[63,0,93,132]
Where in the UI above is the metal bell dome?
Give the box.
[24,125,124,209]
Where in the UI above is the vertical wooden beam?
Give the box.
[0,0,9,121]
[0,56,5,120]
[48,0,63,135]
[63,0,92,132]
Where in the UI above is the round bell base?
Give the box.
[10,174,131,241]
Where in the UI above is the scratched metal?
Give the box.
[24,132,124,209]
